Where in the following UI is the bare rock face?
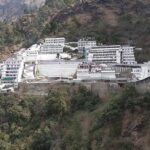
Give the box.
[0,0,46,21]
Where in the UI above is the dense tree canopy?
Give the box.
[0,84,149,150]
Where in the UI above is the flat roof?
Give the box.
[92,45,121,49]
[38,62,80,78]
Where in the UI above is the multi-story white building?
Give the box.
[40,44,63,54]
[88,45,122,64]
[40,38,65,54]
[1,57,24,85]
[25,44,40,62]
[44,38,65,46]
[78,38,97,53]
[87,45,137,65]
[132,61,150,81]
[122,46,137,65]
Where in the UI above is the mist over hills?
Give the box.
[0,0,46,21]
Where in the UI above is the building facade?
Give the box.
[132,61,150,81]
[88,45,137,65]
[1,57,24,85]
[40,44,63,54]
[40,38,65,54]
[88,45,122,64]
[25,44,40,62]
[77,63,116,80]
[44,38,65,46]
[78,38,97,53]
[121,46,137,65]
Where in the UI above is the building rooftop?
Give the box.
[38,62,79,78]
[92,45,121,49]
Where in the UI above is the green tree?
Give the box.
[32,127,52,150]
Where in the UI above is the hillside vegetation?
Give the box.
[0,84,150,150]
[0,0,150,62]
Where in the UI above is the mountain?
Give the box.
[0,1,150,149]
[0,0,46,21]
[0,0,150,62]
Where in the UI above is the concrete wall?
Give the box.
[18,78,150,98]
[18,81,118,98]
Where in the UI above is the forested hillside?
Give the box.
[0,1,150,149]
[0,85,150,150]
[0,0,150,62]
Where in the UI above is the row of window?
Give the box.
[6,71,18,73]
[6,74,17,77]
[6,68,19,70]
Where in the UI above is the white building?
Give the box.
[132,61,150,81]
[40,44,64,54]
[25,44,40,62]
[14,48,26,59]
[40,38,65,54]
[88,45,137,65]
[122,46,137,65]
[88,45,122,64]
[77,63,116,80]
[1,57,24,85]
[45,38,65,46]
[78,38,97,53]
